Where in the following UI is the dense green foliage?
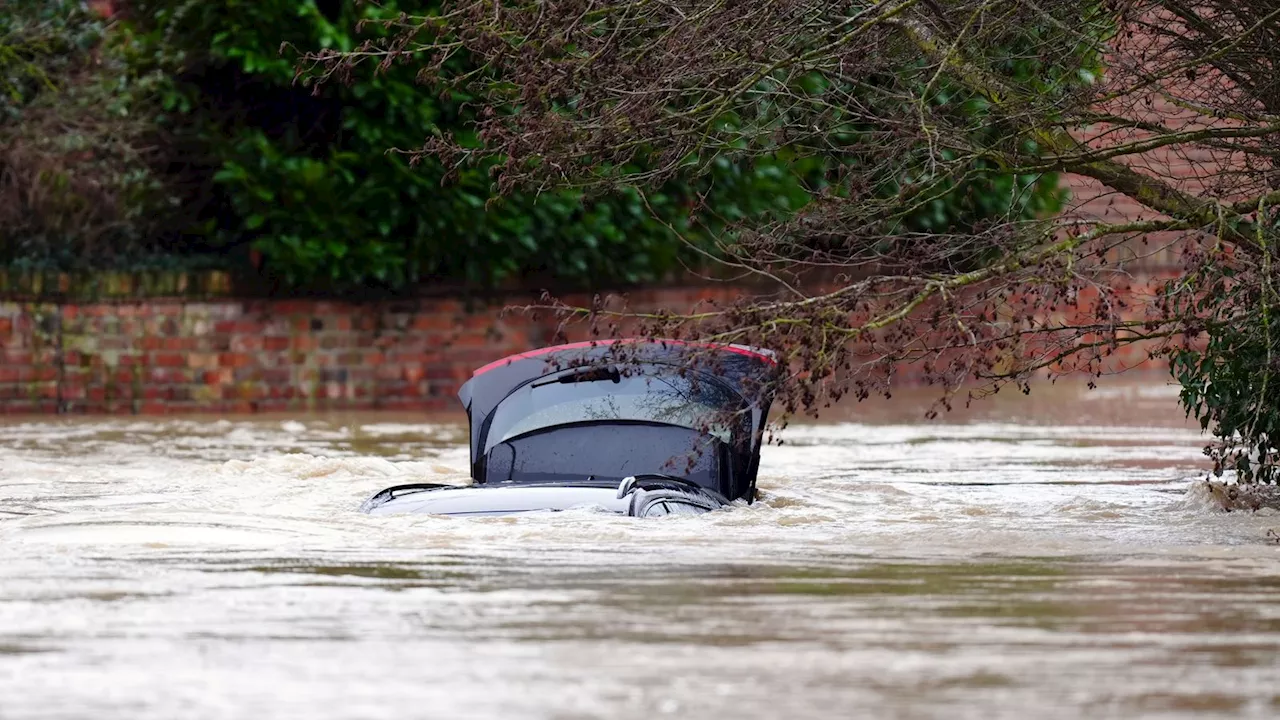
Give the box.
[119,0,814,291]
[1,0,102,115]
[1171,242,1280,484]
[1,0,1068,292]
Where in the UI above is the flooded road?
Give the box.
[3,380,1280,719]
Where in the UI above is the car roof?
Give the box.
[459,339,775,420]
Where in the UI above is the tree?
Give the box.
[113,0,1060,293]
[1,0,1062,291]
[0,0,178,269]
[116,0,834,292]
[305,0,1280,482]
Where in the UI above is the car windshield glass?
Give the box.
[484,367,744,455]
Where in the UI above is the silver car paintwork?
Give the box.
[364,485,634,516]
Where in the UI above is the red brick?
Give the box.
[0,277,1178,416]
[152,353,186,368]
[2,351,32,366]
[411,315,454,332]
[219,353,251,369]
[263,336,290,352]
[446,333,490,349]
[257,368,290,384]
[203,369,232,385]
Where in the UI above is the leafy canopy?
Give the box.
[303,0,1280,484]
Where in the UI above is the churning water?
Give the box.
[2,380,1279,719]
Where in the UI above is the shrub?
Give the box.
[0,0,189,270]
[122,0,1063,293]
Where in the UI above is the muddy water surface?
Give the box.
[2,380,1280,719]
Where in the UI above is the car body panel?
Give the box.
[361,481,729,517]
[363,485,632,516]
[361,339,777,517]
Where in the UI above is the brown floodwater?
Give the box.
[2,377,1279,719]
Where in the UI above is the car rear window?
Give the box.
[484,367,744,456]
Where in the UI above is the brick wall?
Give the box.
[0,277,1175,415]
[0,287,742,414]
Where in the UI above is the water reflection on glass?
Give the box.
[487,369,745,452]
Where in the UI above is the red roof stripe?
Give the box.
[470,338,777,377]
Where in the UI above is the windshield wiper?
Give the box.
[359,482,459,512]
[532,366,621,388]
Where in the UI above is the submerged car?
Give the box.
[360,338,778,517]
